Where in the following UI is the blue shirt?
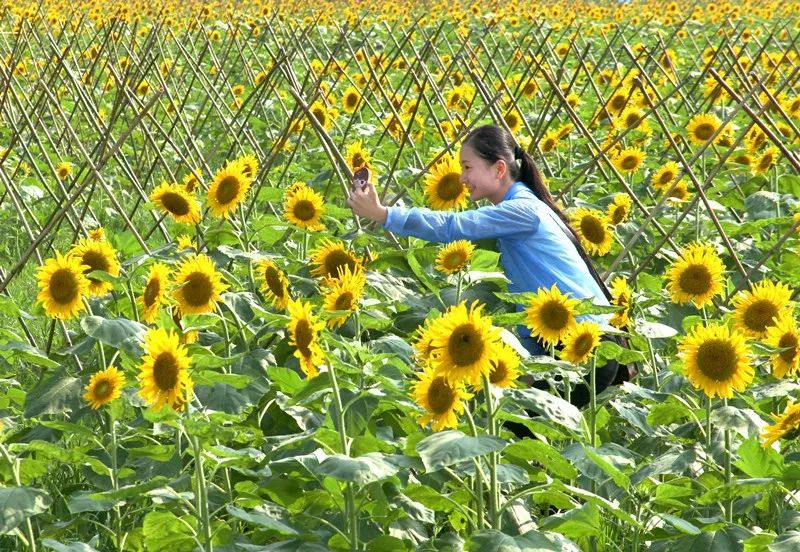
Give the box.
[381,181,611,355]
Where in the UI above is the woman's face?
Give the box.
[459,143,508,204]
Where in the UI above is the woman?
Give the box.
[347,124,626,407]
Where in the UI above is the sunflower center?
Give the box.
[49,268,80,304]
[313,108,327,125]
[427,376,457,415]
[625,112,640,127]
[293,199,317,222]
[346,93,358,108]
[759,153,774,170]
[143,277,161,307]
[540,300,570,330]
[265,266,285,297]
[81,251,110,282]
[695,339,737,381]
[153,352,179,391]
[611,94,627,110]
[444,251,467,270]
[324,250,356,279]
[216,176,241,205]
[678,264,712,295]
[436,173,463,201]
[489,359,507,384]
[182,271,213,307]
[504,113,519,127]
[334,291,353,311]
[241,164,255,179]
[160,191,190,216]
[580,215,606,244]
[693,123,716,141]
[744,299,779,333]
[448,323,485,366]
[658,170,675,185]
[620,155,639,170]
[523,82,536,95]
[610,206,626,225]
[294,319,313,356]
[351,152,366,168]
[572,333,595,357]
[778,333,799,363]
[93,379,113,399]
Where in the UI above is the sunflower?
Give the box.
[425,153,467,211]
[609,277,632,329]
[732,280,794,338]
[765,316,800,378]
[615,106,651,135]
[612,148,645,174]
[435,240,475,274]
[427,301,502,386]
[207,162,252,219]
[486,342,521,388]
[182,170,202,193]
[412,366,473,431]
[520,78,538,99]
[679,323,753,399]
[524,283,580,348]
[752,147,778,176]
[571,207,614,256]
[287,298,325,378]
[37,253,88,320]
[323,265,366,328]
[341,86,361,113]
[283,183,325,231]
[68,238,121,296]
[539,131,559,153]
[761,402,800,448]
[686,113,724,146]
[88,227,105,241]
[662,178,691,202]
[413,318,440,365]
[56,161,72,180]
[560,321,602,365]
[236,154,259,180]
[172,253,229,315]
[176,235,196,250]
[503,109,523,134]
[138,328,193,411]
[606,193,632,225]
[309,100,336,130]
[345,140,372,170]
[665,242,726,308]
[83,365,126,409]
[256,258,291,310]
[139,262,170,324]
[651,161,680,191]
[149,182,200,224]
[310,238,362,284]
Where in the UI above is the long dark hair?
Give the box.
[462,124,613,300]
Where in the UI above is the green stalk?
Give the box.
[456,270,464,304]
[108,411,122,550]
[328,359,358,550]
[589,355,597,448]
[187,427,213,552]
[723,397,733,523]
[481,374,500,530]
[464,406,486,530]
[0,443,36,551]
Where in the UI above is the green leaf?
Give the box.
[467,529,581,551]
[504,439,578,480]
[67,491,118,514]
[582,445,631,488]
[226,504,298,535]
[0,340,59,369]
[80,316,146,356]
[416,430,506,472]
[508,387,585,434]
[24,370,82,417]
[540,502,601,539]
[316,453,399,485]
[142,511,196,552]
[656,513,701,535]
[0,487,51,533]
[632,319,678,339]
[41,540,100,552]
[711,407,766,439]
[769,532,800,551]
[736,438,785,478]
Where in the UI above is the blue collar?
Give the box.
[501,181,528,202]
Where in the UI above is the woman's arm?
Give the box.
[348,181,539,242]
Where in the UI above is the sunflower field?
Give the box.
[3,0,800,550]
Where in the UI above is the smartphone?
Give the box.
[352,166,370,192]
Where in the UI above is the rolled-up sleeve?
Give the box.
[381,199,539,242]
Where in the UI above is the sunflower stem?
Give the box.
[480,374,501,530]
[0,443,37,551]
[108,410,123,551]
[464,406,486,530]
[456,271,464,304]
[705,395,712,450]
[589,355,597,448]
[723,397,733,523]
[328,359,359,550]
[185,418,213,552]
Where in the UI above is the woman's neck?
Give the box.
[488,177,517,205]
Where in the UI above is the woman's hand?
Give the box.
[347,179,388,225]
